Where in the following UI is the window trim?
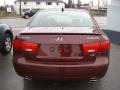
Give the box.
[56,2,59,5]
[24,1,27,5]
[46,2,52,5]
[36,2,40,5]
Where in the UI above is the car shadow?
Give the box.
[103,30,120,45]
[23,79,103,90]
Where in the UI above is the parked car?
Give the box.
[22,9,30,17]
[23,9,40,19]
[0,23,13,54]
[13,9,110,81]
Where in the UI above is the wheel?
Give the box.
[2,33,12,54]
[24,15,29,19]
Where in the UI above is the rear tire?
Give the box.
[2,33,12,54]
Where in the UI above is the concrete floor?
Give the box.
[0,44,120,90]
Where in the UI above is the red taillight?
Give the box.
[13,40,22,50]
[83,40,110,53]
[83,43,100,53]
[21,42,39,53]
[99,41,110,52]
[13,40,39,54]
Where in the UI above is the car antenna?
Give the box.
[61,7,64,12]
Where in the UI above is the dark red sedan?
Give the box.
[13,9,110,81]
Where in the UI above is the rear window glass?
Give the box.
[29,11,95,27]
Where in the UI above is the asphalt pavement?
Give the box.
[0,18,29,28]
[0,17,120,90]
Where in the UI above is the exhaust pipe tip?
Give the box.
[24,76,32,81]
[88,77,98,83]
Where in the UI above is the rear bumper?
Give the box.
[13,56,109,80]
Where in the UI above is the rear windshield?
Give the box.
[29,11,95,27]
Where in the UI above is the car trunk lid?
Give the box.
[15,27,102,62]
